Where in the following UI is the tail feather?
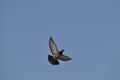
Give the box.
[48,55,59,65]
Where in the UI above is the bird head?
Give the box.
[59,49,65,55]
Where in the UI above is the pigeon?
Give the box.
[48,36,72,65]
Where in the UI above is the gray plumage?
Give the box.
[48,36,72,65]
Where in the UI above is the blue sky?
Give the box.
[1,0,120,80]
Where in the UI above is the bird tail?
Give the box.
[48,55,59,65]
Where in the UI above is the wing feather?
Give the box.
[58,55,72,61]
[49,37,59,55]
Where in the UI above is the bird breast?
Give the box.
[53,53,60,58]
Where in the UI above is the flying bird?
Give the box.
[48,36,72,65]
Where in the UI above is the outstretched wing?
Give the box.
[58,55,72,61]
[49,36,59,55]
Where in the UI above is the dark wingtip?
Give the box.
[69,57,72,60]
[49,36,53,40]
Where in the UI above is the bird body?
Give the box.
[48,36,72,65]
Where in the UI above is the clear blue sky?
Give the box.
[1,0,120,80]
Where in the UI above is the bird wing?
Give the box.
[49,36,59,55]
[58,55,72,61]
